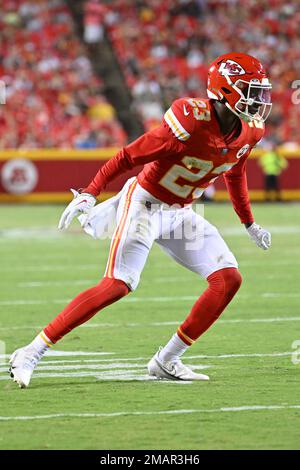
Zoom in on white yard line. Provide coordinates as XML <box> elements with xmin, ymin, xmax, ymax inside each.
<box><xmin>16</xmin><ymin>277</ymin><xmax>183</xmax><ymax>288</ymax></box>
<box><xmin>0</xmin><ymin>297</ymin><xmax>198</xmax><ymax>306</ymax></box>
<box><xmin>220</xmin><ymin>316</ymin><xmax>300</xmax><ymax>324</ymax></box>
<box><xmin>0</xmin><ymin>300</ymin><xmax>70</xmax><ymax>306</ymax></box>
<box><xmin>0</xmin><ymin>299</ymin><xmax>120</xmax><ymax>306</ymax></box>
<box><xmin>2</xmin><ymin>265</ymin><xmax>100</xmax><ymax>272</ymax></box>
<box><xmin>149</xmin><ymin>316</ymin><xmax>300</xmax><ymax>326</ymax></box>
<box><xmin>1</xmin><ymin>404</ymin><xmax>300</xmax><ymax>421</ymax></box>
<box><xmin>1</xmin><ymin>369</ymin><xmax>145</xmax><ymax>379</ymax></box>
<box><xmin>262</xmin><ymin>293</ymin><xmax>300</xmax><ymax>298</ymax></box>
<box><xmin>0</xmin><ymin>351</ymin><xmax>293</xmax><ymax>362</ymax></box>
<box><xmin>0</xmin><ymin>351</ymin><xmax>114</xmax><ymax>360</ymax></box>
<box><xmin>0</xmin><ymin>325</ymin><xmax>42</xmax><ymax>331</ymax></box>
<box><xmin>17</xmin><ymin>280</ymin><xmax>95</xmax><ymax>288</ymax></box>
<box><xmin>2</xmin><ymin>225</ymin><xmax>299</xmax><ymax>239</ymax></box>
<box><xmin>0</xmin><ymin>350</ymin><xmax>292</xmax><ymax>367</ymax></box>
<box><xmin>1</xmin><ymin>293</ymin><xmax>299</xmax><ymax>307</ymax></box>
<box><xmin>113</xmin><ymin>293</ymin><xmax>300</xmax><ymax>301</ymax></box>
<box><xmin>1</xmin><ymin>363</ymin><xmax>145</xmax><ymax>373</ymax></box>
<box><xmin>0</xmin><ymin>370</ymin><xmax>195</xmax><ymax>383</ymax></box>
<box><xmin>3</xmin><ymin>259</ymin><xmax>300</xmax><ymax>274</ymax></box>
<box><xmin>0</xmin><ymin>358</ymin><xmax>125</xmax><ymax>366</ymax></box>
<box><xmin>47</xmin><ymin>350</ymin><xmax>114</xmax><ymax>357</ymax></box>
<box><xmin>185</xmin><ymin>352</ymin><xmax>293</xmax><ymax>359</ymax></box>
<box><xmin>0</xmin><ymin>362</ymin><xmax>210</xmax><ymax>373</ymax></box>
<box><xmin>1</xmin><ymin>316</ymin><xmax>300</xmax><ymax>333</ymax></box>
<box><xmin>0</xmin><ymin>347</ymin><xmax>291</xmax><ymax>383</ymax></box>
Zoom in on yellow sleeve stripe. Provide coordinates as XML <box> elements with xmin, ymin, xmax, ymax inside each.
<box><xmin>164</xmin><ymin>108</ymin><xmax>190</xmax><ymax>142</ymax></box>
<box><xmin>177</xmin><ymin>327</ymin><xmax>194</xmax><ymax>345</ymax></box>
<box><xmin>40</xmin><ymin>331</ymin><xmax>53</xmax><ymax>348</ymax></box>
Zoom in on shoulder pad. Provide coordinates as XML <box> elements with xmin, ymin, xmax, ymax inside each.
<box><xmin>164</xmin><ymin>98</ymin><xmax>212</xmax><ymax>141</ymax></box>
<box><xmin>164</xmin><ymin>98</ymin><xmax>194</xmax><ymax>142</ymax></box>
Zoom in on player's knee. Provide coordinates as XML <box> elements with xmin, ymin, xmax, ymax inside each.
<box><xmin>98</xmin><ymin>277</ymin><xmax>130</xmax><ymax>298</ymax></box>
<box><xmin>111</xmin><ymin>278</ymin><xmax>131</xmax><ymax>298</ymax></box>
<box><xmin>115</xmin><ymin>278</ymin><xmax>131</xmax><ymax>297</ymax></box>
<box><xmin>223</xmin><ymin>268</ymin><xmax>242</xmax><ymax>296</ymax></box>
<box><xmin>208</xmin><ymin>267</ymin><xmax>242</xmax><ymax>297</ymax></box>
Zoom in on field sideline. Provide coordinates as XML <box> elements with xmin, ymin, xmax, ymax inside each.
<box><xmin>0</xmin><ymin>202</ymin><xmax>299</xmax><ymax>450</ymax></box>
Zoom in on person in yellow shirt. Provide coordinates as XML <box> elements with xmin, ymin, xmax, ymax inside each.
<box><xmin>259</xmin><ymin>145</ymin><xmax>288</xmax><ymax>201</ymax></box>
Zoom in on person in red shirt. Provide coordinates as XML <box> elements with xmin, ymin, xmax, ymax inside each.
<box><xmin>10</xmin><ymin>53</ymin><xmax>272</xmax><ymax>387</ymax></box>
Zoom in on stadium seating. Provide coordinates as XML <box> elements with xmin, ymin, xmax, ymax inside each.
<box><xmin>1</xmin><ymin>0</ymin><xmax>299</xmax><ymax>148</ymax></box>
<box><xmin>106</xmin><ymin>0</ymin><xmax>300</xmax><ymax>145</ymax></box>
<box><xmin>0</xmin><ymin>0</ymin><xmax>127</xmax><ymax>148</ymax></box>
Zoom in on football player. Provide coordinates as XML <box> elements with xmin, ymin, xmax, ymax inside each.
<box><xmin>10</xmin><ymin>53</ymin><xmax>272</xmax><ymax>387</ymax></box>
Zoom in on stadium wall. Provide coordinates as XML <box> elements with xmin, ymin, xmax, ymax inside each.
<box><xmin>0</xmin><ymin>148</ymin><xmax>299</xmax><ymax>203</ymax></box>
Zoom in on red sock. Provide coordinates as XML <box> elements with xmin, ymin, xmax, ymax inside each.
<box><xmin>44</xmin><ymin>277</ymin><xmax>129</xmax><ymax>343</ymax></box>
<box><xmin>177</xmin><ymin>267</ymin><xmax>242</xmax><ymax>345</ymax></box>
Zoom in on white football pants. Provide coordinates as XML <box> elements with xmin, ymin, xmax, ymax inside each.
<box><xmin>82</xmin><ymin>177</ymin><xmax>238</xmax><ymax>291</ymax></box>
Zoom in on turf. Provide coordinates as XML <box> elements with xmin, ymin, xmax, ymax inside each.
<box><xmin>0</xmin><ymin>202</ymin><xmax>299</xmax><ymax>450</ymax></box>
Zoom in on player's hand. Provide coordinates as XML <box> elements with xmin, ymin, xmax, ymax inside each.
<box><xmin>58</xmin><ymin>189</ymin><xmax>96</xmax><ymax>230</ymax></box>
<box><xmin>246</xmin><ymin>222</ymin><xmax>271</xmax><ymax>250</ymax></box>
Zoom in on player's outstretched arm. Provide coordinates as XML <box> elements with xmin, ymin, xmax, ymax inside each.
<box><xmin>224</xmin><ymin>153</ymin><xmax>271</xmax><ymax>250</ymax></box>
<box><xmin>58</xmin><ymin>189</ymin><xmax>96</xmax><ymax>230</ymax></box>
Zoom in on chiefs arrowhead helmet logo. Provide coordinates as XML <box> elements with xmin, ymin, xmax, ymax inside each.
<box><xmin>218</xmin><ymin>60</ymin><xmax>246</xmax><ymax>77</ymax></box>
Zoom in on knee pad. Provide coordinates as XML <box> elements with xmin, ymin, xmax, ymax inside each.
<box><xmin>208</xmin><ymin>267</ymin><xmax>242</xmax><ymax>298</ymax></box>
<box><xmin>100</xmin><ymin>276</ymin><xmax>131</xmax><ymax>297</ymax></box>
<box><xmin>222</xmin><ymin>268</ymin><xmax>242</xmax><ymax>294</ymax></box>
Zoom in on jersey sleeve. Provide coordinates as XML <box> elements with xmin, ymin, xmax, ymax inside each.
<box><xmin>82</xmin><ymin>121</ymin><xmax>181</xmax><ymax>196</ymax></box>
<box><xmin>223</xmin><ymin>150</ymin><xmax>254</xmax><ymax>225</ymax></box>
<box><xmin>225</xmin><ymin>121</ymin><xmax>265</xmax><ymax>224</ymax></box>
<box><xmin>163</xmin><ymin>98</ymin><xmax>196</xmax><ymax>142</ymax></box>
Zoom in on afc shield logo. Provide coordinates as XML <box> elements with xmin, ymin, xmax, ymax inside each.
<box><xmin>236</xmin><ymin>144</ymin><xmax>250</xmax><ymax>159</ymax></box>
<box><xmin>219</xmin><ymin>60</ymin><xmax>246</xmax><ymax>77</ymax></box>
<box><xmin>1</xmin><ymin>159</ymin><xmax>38</xmax><ymax>194</ymax></box>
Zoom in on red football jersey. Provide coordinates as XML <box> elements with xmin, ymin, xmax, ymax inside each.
<box><xmin>84</xmin><ymin>98</ymin><xmax>265</xmax><ymax>224</ymax></box>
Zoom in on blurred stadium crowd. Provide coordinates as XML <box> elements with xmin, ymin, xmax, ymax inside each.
<box><xmin>106</xmin><ymin>0</ymin><xmax>300</xmax><ymax>145</ymax></box>
<box><xmin>0</xmin><ymin>0</ymin><xmax>126</xmax><ymax>148</ymax></box>
<box><xmin>0</xmin><ymin>0</ymin><xmax>299</xmax><ymax>149</ymax></box>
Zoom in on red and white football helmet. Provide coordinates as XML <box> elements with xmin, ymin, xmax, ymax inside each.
<box><xmin>207</xmin><ymin>52</ymin><xmax>272</xmax><ymax>123</ymax></box>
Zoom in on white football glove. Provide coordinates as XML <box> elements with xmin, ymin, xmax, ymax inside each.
<box><xmin>246</xmin><ymin>222</ymin><xmax>271</xmax><ymax>250</ymax></box>
<box><xmin>58</xmin><ymin>189</ymin><xmax>96</xmax><ymax>230</ymax></box>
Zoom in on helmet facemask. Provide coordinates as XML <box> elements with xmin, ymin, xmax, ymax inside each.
<box><xmin>226</xmin><ymin>77</ymin><xmax>272</xmax><ymax>123</ymax></box>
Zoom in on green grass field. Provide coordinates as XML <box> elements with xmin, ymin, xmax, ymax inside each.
<box><xmin>0</xmin><ymin>202</ymin><xmax>300</xmax><ymax>450</ymax></box>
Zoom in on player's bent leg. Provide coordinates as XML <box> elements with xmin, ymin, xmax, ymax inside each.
<box><xmin>149</xmin><ymin>211</ymin><xmax>241</xmax><ymax>381</ymax></box>
<box><xmin>148</xmin><ymin>267</ymin><xmax>242</xmax><ymax>381</ymax></box>
<box><xmin>178</xmin><ymin>267</ymin><xmax>242</xmax><ymax>343</ymax></box>
<box><xmin>9</xmin><ymin>277</ymin><xmax>129</xmax><ymax>388</ymax></box>
<box><xmin>10</xmin><ymin>180</ymin><xmax>157</xmax><ymax>388</ymax></box>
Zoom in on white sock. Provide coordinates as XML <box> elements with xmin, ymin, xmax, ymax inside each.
<box><xmin>28</xmin><ymin>331</ymin><xmax>52</xmax><ymax>357</ymax></box>
<box><xmin>158</xmin><ymin>333</ymin><xmax>190</xmax><ymax>363</ymax></box>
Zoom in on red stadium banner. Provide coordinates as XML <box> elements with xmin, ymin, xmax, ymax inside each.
<box><xmin>0</xmin><ymin>148</ymin><xmax>299</xmax><ymax>202</ymax></box>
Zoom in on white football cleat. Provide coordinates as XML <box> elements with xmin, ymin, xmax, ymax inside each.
<box><xmin>9</xmin><ymin>347</ymin><xmax>42</xmax><ymax>388</ymax></box>
<box><xmin>148</xmin><ymin>348</ymin><xmax>209</xmax><ymax>381</ymax></box>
